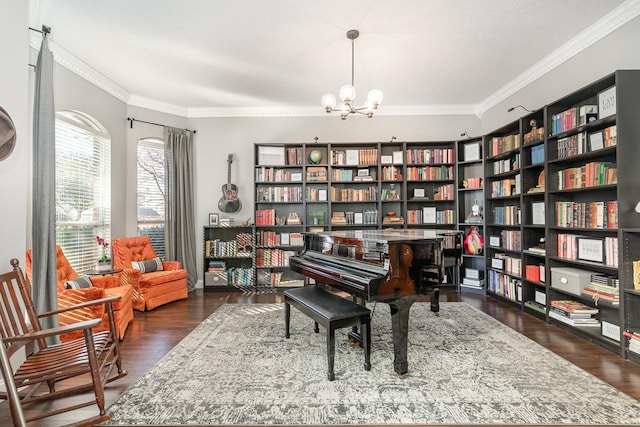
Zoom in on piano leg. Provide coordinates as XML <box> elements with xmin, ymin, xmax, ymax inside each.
<box><xmin>430</xmin><ymin>288</ymin><xmax>440</xmax><ymax>315</ymax></box>
<box><xmin>388</xmin><ymin>295</ymin><xmax>418</xmax><ymax>375</ymax></box>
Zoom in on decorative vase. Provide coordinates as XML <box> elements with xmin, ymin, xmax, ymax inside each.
<box><xmin>96</xmin><ymin>260</ymin><xmax>112</xmax><ymax>272</ymax></box>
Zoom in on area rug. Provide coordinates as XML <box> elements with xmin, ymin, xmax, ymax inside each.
<box><xmin>103</xmin><ymin>302</ymin><xmax>640</xmax><ymax>425</ymax></box>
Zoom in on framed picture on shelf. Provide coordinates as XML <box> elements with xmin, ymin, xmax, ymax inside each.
<box><xmin>598</xmin><ymin>86</ymin><xmax>616</xmax><ymax>119</ymax></box>
<box><xmin>577</xmin><ymin>237</ymin><xmax>604</xmax><ymax>263</ymax></box>
<box><xmin>209</xmin><ymin>213</ymin><xmax>219</xmax><ymax>226</ymax></box>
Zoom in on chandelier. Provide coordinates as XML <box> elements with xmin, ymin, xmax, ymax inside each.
<box><xmin>321</xmin><ymin>29</ymin><xmax>383</xmax><ymax>120</ymax></box>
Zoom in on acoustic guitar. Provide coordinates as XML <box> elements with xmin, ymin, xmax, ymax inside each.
<box><xmin>218</xmin><ymin>154</ymin><xmax>242</xmax><ymax>213</ymax></box>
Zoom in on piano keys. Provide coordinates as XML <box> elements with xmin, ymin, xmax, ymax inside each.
<box><xmin>289</xmin><ymin>229</ymin><xmax>463</xmax><ymax>375</ymax></box>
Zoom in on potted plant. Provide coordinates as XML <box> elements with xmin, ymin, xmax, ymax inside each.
<box><xmin>96</xmin><ymin>235</ymin><xmax>112</xmax><ymax>271</ymax></box>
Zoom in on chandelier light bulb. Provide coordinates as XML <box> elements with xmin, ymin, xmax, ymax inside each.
<box><xmin>339</xmin><ymin>85</ymin><xmax>356</xmax><ymax>102</ymax></box>
<box><xmin>321</xmin><ymin>93</ymin><xmax>337</xmax><ymax>112</ymax></box>
<box><xmin>367</xmin><ymin>89</ymin><xmax>383</xmax><ymax>108</ymax></box>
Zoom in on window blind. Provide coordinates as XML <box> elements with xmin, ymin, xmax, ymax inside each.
<box><xmin>137</xmin><ymin>138</ymin><xmax>166</xmax><ymax>259</ymax></box>
<box><xmin>55</xmin><ymin>112</ymin><xmax>111</xmax><ymax>272</ymax></box>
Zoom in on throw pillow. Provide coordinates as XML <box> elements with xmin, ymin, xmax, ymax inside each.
<box><xmin>65</xmin><ymin>275</ymin><xmax>93</xmax><ymax>290</ymax></box>
<box><xmin>131</xmin><ymin>257</ymin><xmax>164</xmax><ymax>273</ymax></box>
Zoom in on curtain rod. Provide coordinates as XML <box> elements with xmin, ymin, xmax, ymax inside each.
<box><xmin>127</xmin><ymin>117</ymin><xmax>196</xmax><ymax>134</ymax></box>
<box><xmin>29</xmin><ymin>25</ymin><xmax>51</xmax><ymax>35</ymax></box>
<box><xmin>28</xmin><ymin>25</ymin><xmax>52</xmax><ymax>69</ymax></box>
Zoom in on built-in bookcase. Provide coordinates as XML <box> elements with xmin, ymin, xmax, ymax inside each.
<box><xmin>484</xmin><ymin>120</ymin><xmax>523</xmax><ymax>305</ymax></box>
<box><xmin>456</xmin><ymin>137</ymin><xmax>485</xmax><ymax>293</ymax></box>
<box><xmin>544</xmin><ymin>70</ymin><xmax>640</xmax><ymax>355</ymax></box>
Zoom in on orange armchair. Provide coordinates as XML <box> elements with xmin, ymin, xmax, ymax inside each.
<box><xmin>25</xmin><ymin>245</ymin><xmax>134</xmax><ymax>341</ymax></box>
<box><xmin>111</xmin><ymin>236</ymin><xmax>188</xmax><ymax>311</ymax></box>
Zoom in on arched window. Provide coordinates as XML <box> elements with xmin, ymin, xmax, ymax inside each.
<box><xmin>55</xmin><ymin>110</ymin><xmax>111</xmax><ymax>272</ymax></box>
<box><xmin>137</xmin><ymin>137</ymin><xmax>166</xmax><ymax>258</ymax></box>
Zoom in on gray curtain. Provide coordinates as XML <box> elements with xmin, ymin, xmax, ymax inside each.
<box><xmin>32</xmin><ymin>34</ymin><xmax>58</xmax><ymax>336</ymax></box>
<box><xmin>164</xmin><ymin>127</ymin><xmax>198</xmax><ymax>291</ymax></box>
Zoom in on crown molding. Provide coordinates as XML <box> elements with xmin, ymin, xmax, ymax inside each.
<box><xmin>30</xmin><ymin>35</ymin><xmax>131</xmax><ymax>104</ymax></box>
<box><xmin>127</xmin><ymin>94</ymin><xmax>189</xmax><ymax>117</ymax></box>
<box><xmin>32</xmin><ymin>0</ymin><xmax>640</xmax><ymax>119</ymax></box>
<box><xmin>477</xmin><ymin>0</ymin><xmax>640</xmax><ymax>115</ymax></box>
<box><xmin>186</xmin><ymin>104</ymin><xmax>479</xmax><ymax>119</ymax></box>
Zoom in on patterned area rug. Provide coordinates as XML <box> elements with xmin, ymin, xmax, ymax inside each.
<box><xmin>104</xmin><ymin>302</ymin><xmax>640</xmax><ymax>425</ymax></box>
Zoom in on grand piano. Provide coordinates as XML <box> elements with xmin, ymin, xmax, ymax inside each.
<box><xmin>289</xmin><ymin>228</ymin><xmax>463</xmax><ymax>375</ymax></box>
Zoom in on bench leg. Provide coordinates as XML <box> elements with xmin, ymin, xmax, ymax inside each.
<box><xmin>327</xmin><ymin>326</ymin><xmax>335</xmax><ymax>381</ymax></box>
<box><xmin>284</xmin><ymin>302</ymin><xmax>291</xmax><ymax>339</ymax></box>
<box><xmin>362</xmin><ymin>317</ymin><xmax>371</xmax><ymax>371</ymax></box>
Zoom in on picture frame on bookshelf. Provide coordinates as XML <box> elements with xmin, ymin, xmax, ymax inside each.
<box><xmin>464</xmin><ymin>142</ymin><xmax>481</xmax><ymax>161</ymax></box>
<box><xmin>257</xmin><ymin>145</ymin><xmax>285</xmax><ymax>166</ymax></box>
<box><xmin>598</xmin><ymin>86</ymin><xmax>616</xmax><ymax>119</ymax></box>
<box><xmin>209</xmin><ymin>213</ymin><xmax>220</xmax><ymax>226</ymax></box>
<box><xmin>577</xmin><ymin>237</ymin><xmax>604</xmax><ymax>263</ymax></box>
<box><xmin>589</xmin><ymin>132</ymin><xmax>604</xmax><ymax>151</ymax></box>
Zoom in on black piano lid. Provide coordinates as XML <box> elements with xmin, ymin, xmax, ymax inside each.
<box><xmin>303</xmin><ymin>229</ymin><xmax>461</xmax><ymax>243</ymax></box>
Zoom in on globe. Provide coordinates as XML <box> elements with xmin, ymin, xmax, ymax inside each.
<box><xmin>308</xmin><ymin>149</ymin><xmax>323</xmax><ymax>164</ymax></box>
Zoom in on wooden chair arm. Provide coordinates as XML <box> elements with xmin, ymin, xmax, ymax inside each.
<box><xmin>3</xmin><ymin>318</ymin><xmax>102</xmax><ymax>344</ymax></box>
<box><xmin>37</xmin><ymin>295</ymin><xmax>121</xmax><ymax>318</ymax></box>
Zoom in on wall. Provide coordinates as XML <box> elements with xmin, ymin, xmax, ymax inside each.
<box><xmin>0</xmin><ymin>0</ymin><xmax>29</xmax><ymax>265</ymax></box>
<box><xmin>481</xmin><ymin>15</ymin><xmax>640</xmax><ymax>133</ymax></box>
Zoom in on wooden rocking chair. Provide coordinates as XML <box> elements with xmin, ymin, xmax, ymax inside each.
<box><xmin>0</xmin><ymin>259</ymin><xmax>127</xmax><ymax>426</ymax></box>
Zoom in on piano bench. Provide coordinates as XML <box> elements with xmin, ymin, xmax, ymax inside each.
<box><xmin>284</xmin><ymin>285</ymin><xmax>371</xmax><ymax>381</ymax></box>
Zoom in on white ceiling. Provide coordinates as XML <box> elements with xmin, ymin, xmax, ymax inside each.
<box><xmin>30</xmin><ymin>0</ymin><xmax>639</xmax><ymax>118</ymax></box>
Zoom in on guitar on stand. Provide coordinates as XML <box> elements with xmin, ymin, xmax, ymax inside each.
<box><xmin>218</xmin><ymin>154</ymin><xmax>242</xmax><ymax>213</ymax></box>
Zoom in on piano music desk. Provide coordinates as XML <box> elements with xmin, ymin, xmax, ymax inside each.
<box><xmin>284</xmin><ymin>286</ymin><xmax>371</xmax><ymax>381</ymax></box>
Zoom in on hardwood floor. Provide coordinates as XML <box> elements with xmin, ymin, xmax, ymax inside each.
<box><xmin>3</xmin><ymin>288</ymin><xmax>640</xmax><ymax>426</ymax></box>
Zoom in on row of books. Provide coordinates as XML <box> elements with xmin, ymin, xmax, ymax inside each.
<box><xmin>493</xmin><ymin>205</ymin><xmax>521</xmax><ymax>226</ymax></box>
<box><xmin>405</xmin><ymin>148</ymin><xmax>454</xmax><ymax>165</ymax></box>
<box><xmin>330</xmin><ymin>168</ymin><xmax>377</xmax><ymax>182</ymax></box>
<box><xmin>205</xmin><ymin>240</ymin><xmax>251</xmax><ymax>257</ymax></box>
<box><xmin>405</xmin><ymin>165</ymin><xmax>454</xmax><ymax>182</ymax></box>
<box><xmin>406</xmin><ymin>208</ymin><xmax>455</xmax><ymax>225</ymax></box>
<box><xmin>463</xmin><ymin>177</ymin><xmax>483</xmax><ymax>189</ymax></box>
<box><xmin>255</xmin><ymin>186</ymin><xmax>304</xmax><ymax>202</ymax></box>
<box><xmin>499</xmin><ymin>230</ymin><xmax>522</xmax><ymax>251</ymax></box>
<box><xmin>255</xmin><ymin>248</ymin><xmax>296</xmax><ymax>267</ymax></box>
<box><xmin>330</xmin><ymin>210</ymin><xmax>379</xmax><ymax>225</ymax></box>
<box><xmin>255</xmin><ymin>231</ymin><xmax>304</xmax><ymax>247</ymax></box>
<box><xmin>227</xmin><ymin>267</ymin><xmax>253</xmax><ymax>286</ymax></box>
<box><xmin>555</xmin><ymin>200</ymin><xmax>618</xmax><ymax>229</ymax></box>
<box><xmin>492</xmin><ymin>154</ymin><xmax>520</xmax><ymax>174</ymax></box>
<box><xmin>487</xmin><ymin>269</ymin><xmax>522</xmax><ymax>302</ymax></box>
<box><xmin>490</xmin><ymin>133</ymin><xmax>521</xmax><ymax>157</ymax></box>
<box><xmin>550</xmin><ymin>105</ymin><xmax>598</xmax><ymax>135</ymax></box>
<box><xmin>557</xmin><ymin>233</ymin><xmax>618</xmax><ymax>267</ymax></box>
<box><xmin>330</xmin><ymin>186</ymin><xmax>377</xmax><ymax>202</ymax></box>
<box><xmin>330</xmin><ymin>148</ymin><xmax>378</xmax><ymax>166</ymax></box>
<box><xmin>525</xmin><ymin>264</ymin><xmax>546</xmax><ymax>283</ymax></box>
<box><xmin>286</xmin><ymin>147</ymin><xmax>304</xmax><ymax>165</ymax></box>
<box><xmin>432</xmin><ymin>183</ymin><xmax>455</xmax><ymax>201</ymax></box>
<box><xmin>255</xmin><ymin>167</ymin><xmax>300</xmax><ymax>183</ymax></box>
<box><xmin>492</xmin><ymin>253</ymin><xmax>522</xmax><ymax>277</ymax></box>
<box><xmin>381</xmin><ymin>166</ymin><xmax>403</xmax><ymax>181</ymax></box>
<box><xmin>556</xmin><ymin>161</ymin><xmax>617</xmax><ymax>190</ymax></box>
<box><xmin>491</xmin><ymin>174</ymin><xmax>521</xmax><ymax>197</ymax></box>
<box><xmin>556</xmin><ymin>126</ymin><xmax>616</xmax><ymax>159</ymax></box>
